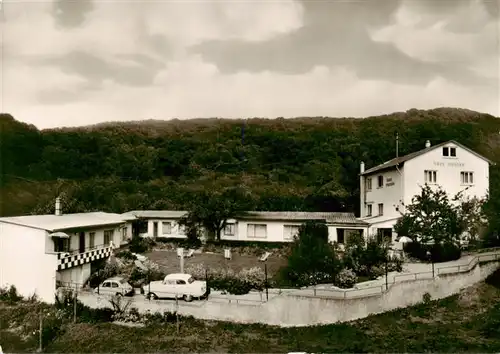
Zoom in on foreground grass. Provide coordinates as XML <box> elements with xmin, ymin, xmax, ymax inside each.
<box><xmin>3</xmin><ymin>272</ymin><xmax>500</xmax><ymax>353</ymax></box>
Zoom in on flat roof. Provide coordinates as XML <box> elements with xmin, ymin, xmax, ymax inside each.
<box><xmin>123</xmin><ymin>210</ymin><xmax>368</xmax><ymax>226</ymax></box>
<box><xmin>0</xmin><ymin>212</ymin><xmax>129</xmax><ymax>232</ymax></box>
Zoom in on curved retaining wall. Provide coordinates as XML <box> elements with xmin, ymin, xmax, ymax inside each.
<box><xmin>78</xmin><ymin>256</ymin><xmax>500</xmax><ymax>327</ymax></box>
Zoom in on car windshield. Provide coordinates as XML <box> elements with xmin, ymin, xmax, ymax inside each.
<box><xmin>188</xmin><ymin>277</ymin><xmax>194</xmax><ymax>284</ymax></box>
<box><xmin>119</xmin><ymin>279</ymin><xmax>127</xmax><ymax>284</ymax></box>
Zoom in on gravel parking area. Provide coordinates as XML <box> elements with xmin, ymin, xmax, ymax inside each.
<box><xmin>145</xmin><ymin>250</ymin><xmax>287</xmax><ymax>277</ymax></box>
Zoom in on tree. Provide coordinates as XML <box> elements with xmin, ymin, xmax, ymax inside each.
<box><xmin>394</xmin><ymin>184</ymin><xmax>464</xmax><ymax>246</ymax></box>
<box><xmin>179</xmin><ymin>184</ymin><xmax>255</xmax><ymax>242</ymax></box>
<box><xmin>456</xmin><ymin>195</ymin><xmax>487</xmax><ymax>246</ymax></box>
<box><xmin>280</xmin><ymin>221</ymin><xmax>342</xmax><ymax>286</ymax></box>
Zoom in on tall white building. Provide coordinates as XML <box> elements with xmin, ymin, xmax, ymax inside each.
<box><xmin>359</xmin><ymin>140</ymin><xmax>493</xmax><ymax>241</ymax></box>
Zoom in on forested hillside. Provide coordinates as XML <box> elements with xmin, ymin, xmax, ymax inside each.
<box><xmin>1</xmin><ymin>108</ymin><xmax>499</xmax><ymax>217</ymax></box>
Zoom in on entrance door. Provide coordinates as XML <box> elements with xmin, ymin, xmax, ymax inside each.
<box><xmin>79</xmin><ymin>232</ymin><xmax>85</xmax><ymax>253</ymax></box>
<box><xmin>153</xmin><ymin>222</ymin><xmax>159</xmax><ymax>237</ymax></box>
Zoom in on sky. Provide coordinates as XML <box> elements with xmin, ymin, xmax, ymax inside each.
<box><xmin>1</xmin><ymin>0</ymin><xmax>499</xmax><ymax>129</ymax></box>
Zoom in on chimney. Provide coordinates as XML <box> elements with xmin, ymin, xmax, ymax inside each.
<box><xmin>425</xmin><ymin>140</ymin><xmax>431</xmax><ymax>148</ymax></box>
<box><xmin>360</xmin><ymin>161</ymin><xmax>365</xmax><ymax>174</ymax></box>
<box><xmin>55</xmin><ymin>197</ymin><xmax>61</xmax><ymax>216</ymax></box>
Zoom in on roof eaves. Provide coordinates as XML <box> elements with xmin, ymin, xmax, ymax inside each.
<box><xmin>0</xmin><ymin>220</ymin><xmax>50</xmax><ymax>232</ymax></box>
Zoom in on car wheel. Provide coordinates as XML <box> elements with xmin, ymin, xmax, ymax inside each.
<box><xmin>147</xmin><ymin>292</ymin><xmax>158</xmax><ymax>300</ymax></box>
<box><xmin>183</xmin><ymin>294</ymin><xmax>193</xmax><ymax>302</ymax></box>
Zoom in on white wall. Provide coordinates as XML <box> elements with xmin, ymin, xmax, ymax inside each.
<box><xmin>0</xmin><ymin>223</ymin><xmax>58</xmax><ymax>303</ymax></box>
<box><xmin>362</xmin><ymin>168</ymin><xmax>404</xmax><ymax>223</ymax></box>
<box><xmin>44</xmin><ymin>224</ymin><xmax>126</xmax><ymax>254</ymax></box>
<box><xmin>79</xmin><ymin>259</ymin><xmax>500</xmax><ymax>327</ymax></box>
<box><xmin>327</xmin><ymin>225</ymin><xmax>368</xmax><ymax>243</ymax></box>
<box><xmin>404</xmin><ymin>143</ymin><xmax>490</xmax><ymax>208</ymax></box>
<box><xmin>147</xmin><ymin>219</ymin><xmax>187</xmax><ymax>238</ymax></box>
<box><xmin>57</xmin><ymin>263</ymin><xmax>91</xmax><ymax>288</ymax></box>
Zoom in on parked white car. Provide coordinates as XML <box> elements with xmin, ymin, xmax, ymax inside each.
<box><xmin>94</xmin><ymin>277</ymin><xmax>135</xmax><ymax>297</ymax></box>
<box><xmin>142</xmin><ymin>273</ymin><xmax>209</xmax><ymax>302</ymax></box>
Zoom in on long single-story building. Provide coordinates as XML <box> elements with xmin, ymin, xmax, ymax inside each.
<box><xmin>121</xmin><ymin>210</ymin><xmax>369</xmax><ymax>244</ymax></box>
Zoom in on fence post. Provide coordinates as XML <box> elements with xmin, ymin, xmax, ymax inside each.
<box><xmin>264</xmin><ymin>263</ymin><xmax>269</xmax><ymax>301</ymax></box>
<box><xmin>73</xmin><ymin>283</ymin><xmax>77</xmax><ymax>323</ymax></box>
<box><xmin>175</xmin><ymin>295</ymin><xmax>179</xmax><ymax>334</ymax></box>
<box><xmin>205</xmin><ymin>269</ymin><xmax>209</xmax><ymax>301</ymax></box>
<box><xmin>39</xmin><ymin>309</ymin><xmax>43</xmax><ymax>352</ymax></box>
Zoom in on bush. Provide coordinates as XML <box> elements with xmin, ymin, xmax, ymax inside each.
<box><xmin>55</xmin><ymin>288</ymin><xmax>114</xmax><ymax>323</ymax></box>
<box><xmin>335</xmin><ymin>268</ymin><xmax>357</xmax><ymax>289</ymax></box>
<box><xmin>0</xmin><ymin>285</ymin><xmax>23</xmax><ymax>303</ymax></box>
<box><xmin>115</xmin><ymin>250</ymin><xmax>137</xmax><ymax>260</ymax></box>
<box><xmin>144</xmin><ymin>310</ymin><xmax>178</xmax><ymax>325</ymax></box>
<box><xmin>404</xmin><ymin>241</ymin><xmax>461</xmax><ymax>262</ymax></box>
<box><xmin>280</xmin><ymin>221</ymin><xmax>342</xmax><ymax>287</ymax></box>
<box><xmin>185</xmin><ymin>264</ymin><xmax>267</xmax><ymax>295</ymax></box>
<box><xmin>129</xmin><ymin>237</ymin><xmax>151</xmax><ymax>254</ymax></box>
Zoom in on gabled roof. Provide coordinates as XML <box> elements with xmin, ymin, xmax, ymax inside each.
<box><xmin>361</xmin><ymin>140</ymin><xmax>494</xmax><ymax>176</ymax></box>
<box><xmin>0</xmin><ymin>212</ymin><xmax>129</xmax><ymax>232</ymax></box>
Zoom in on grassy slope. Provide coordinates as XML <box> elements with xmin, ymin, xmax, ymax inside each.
<box><xmin>3</xmin><ymin>272</ymin><xmax>500</xmax><ymax>353</ymax></box>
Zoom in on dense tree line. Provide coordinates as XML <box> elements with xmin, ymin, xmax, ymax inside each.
<box><xmin>1</xmin><ymin>108</ymin><xmax>499</xmax><ymax>219</ymax></box>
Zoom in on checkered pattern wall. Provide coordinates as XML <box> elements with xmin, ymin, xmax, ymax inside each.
<box><xmin>57</xmin><ymin>247</ymin><xmax>112</xmax><ymax>271</ymax></box>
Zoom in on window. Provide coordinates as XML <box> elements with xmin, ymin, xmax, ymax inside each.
<box><xmin>102</xmin><ymin>282</ymin><xmax>110</xmax><ymax>288</ymax></box>
<box><xmin>176</xmin><ymin>280</ymin><xmax>186</xmax><ymax>285</ymax></box>
<box><xmin>224</xmin><ymin>223</ymin><xmax>235</xmax><ymax>236</ymax></box>
<box><xmin>377</xmin><ymin>228</ymin><xmax>392</xmax><ymax>243</ymax></box>
<box><xmin>54</xmin><ymin>238</ymin><xmax>69</xmax><ymax>253</ymax></box>
<box><xmin>366</xmin><ymin>204</ymin><xmax>372</xmax><ymax>217</ymax></box>
<box><xmin>378</xmin><ymin>203</ymin><xmax>384</xmax><ymax>216</ymax></box>
<box><xmin>247</xmin><ymin>224</ymin><xmax>267</xmax><ymax>239</ymax></box>
<box><xmin>424</xmin><ymin>170</ymin><xmax>437</xmax><ymax>184</ymax></box>
<box><xmin>188</xmin><ymin>277</ymin><xmax>195</xmax><ymax>284</ymax></box>
<box><xmin>461</xmin><ymin>171</ymin><xmax>474</xmax><ymax>185</ymax></box>
<box><xmin>377</xmin><ymin>175</ymin><xmax>384</xmax><ymax>188</ymax></box>
<box><xmin>162</xmin><ymin>222</ymin><xmax>172</xmax><ymax>234</ymax></box>
<box><xmin>366</xmin><ymin>178</ymin><xmax>372</xmax><ymax>191</ymax></box>
<box><xmin>283</xmin><ymin>225</ymin><xmax>300</xmax><ymax>240</ymax></box>
<box><xmin>443</xmin><ymin>146</ymin><xmax>456</xmax><ymax>157</ymax></box>
<box><xmin>104</xmin><ymin>230</ymin><xmax>113</xmax><ymax>245</ymax></box>
<box><xmin>111</xmin><ymin>282</ymin><xmax>119</xmax><ymax>288</ymax></box>
<box><xmin>337</xmin><ymin>229</ymin><xmax>345</xmax><ymax>244</ymax></box>
<box><xmin>89</xmin><ymin>232</ymin><xmax>95</xmax><ymax>248</ymax></box>
<box><xmin>121</xmin><ymin>227</ymin><xmax>127</xmax><ymax>241</ymax></box>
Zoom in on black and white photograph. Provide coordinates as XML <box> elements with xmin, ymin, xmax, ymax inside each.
<box><xmin>0</xmin><ymin>0</ymin><xmax>499</xmax><ymax>352</ymax></box>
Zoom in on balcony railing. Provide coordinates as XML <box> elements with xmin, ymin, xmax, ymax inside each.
<box><xmin>56</xmin><ymin>243</ymin><xmax>114</xmax><ymax>271</ymax></box>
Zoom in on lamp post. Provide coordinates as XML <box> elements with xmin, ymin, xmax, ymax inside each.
<box><xmin>426</xmin><ymin>250</ymin><xmax>435</xmax><ymax>278</ymax></box>
<box><xmin>385</xmin><ymin>244</ymin><xmax>389</xmax><ymax>291</ymax></box>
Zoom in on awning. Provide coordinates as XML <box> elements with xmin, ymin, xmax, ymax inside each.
<box><xmin>49</xmin><ymin>231</ymin><xmax>70</xmax><ymax>239</ymax></box>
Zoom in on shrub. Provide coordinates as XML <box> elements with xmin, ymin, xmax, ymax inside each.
<box><xmin>335</xmin><ymin>268</ymin><xmax>357</xmax><ymax>289</ymax></box>
<box><xmin>404</xmin><ymin>241</ymin><xmax>461</xmax><ymax>262</ymax></box>
<box><xmin>239</xmin><ymin>267</ymin><xmax>266</xmax><ymax>291</ymax></box>
<box><xmin>280</xmin><ymin>221</ymin><xmax>342</xmax><ymax>287</ymax></box>
<box><xmin>186</xmin><ymin>264</ymin><xmax>267</xmax><ymax>295</ymax></box>
<box><xmin>0</xmin><ymin>285</ymin><xmax>23</xmax><ymax>303</ymax></box>
<box><xmin>185</xmin><ymin>263</ymin><xmax>207</xmax><ymax>280</ymax></box>
<box><xmin>144</xmin><ymin>310</ymin><xmax>179</xmax><ymax>325</ymax></box>
<box><xmin>115</xmin><ymin>250</ymin><xmax>137</xmax><ymax>260</ymax></box>
<box><xmin>129</xmin><ymin>237</ymin><xmax>150</xmax><ymax>254</ymax></box>
<box><xmin>54</xmin><ymin>288</ymin><xmax>114</xmax><ymax>323</ymax></box>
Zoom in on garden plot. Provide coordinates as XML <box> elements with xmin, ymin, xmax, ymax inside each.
<box><xmin>145</xmin><ymin>250</ymin><xmax>287</xmax><ymax>277</ymax></box>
